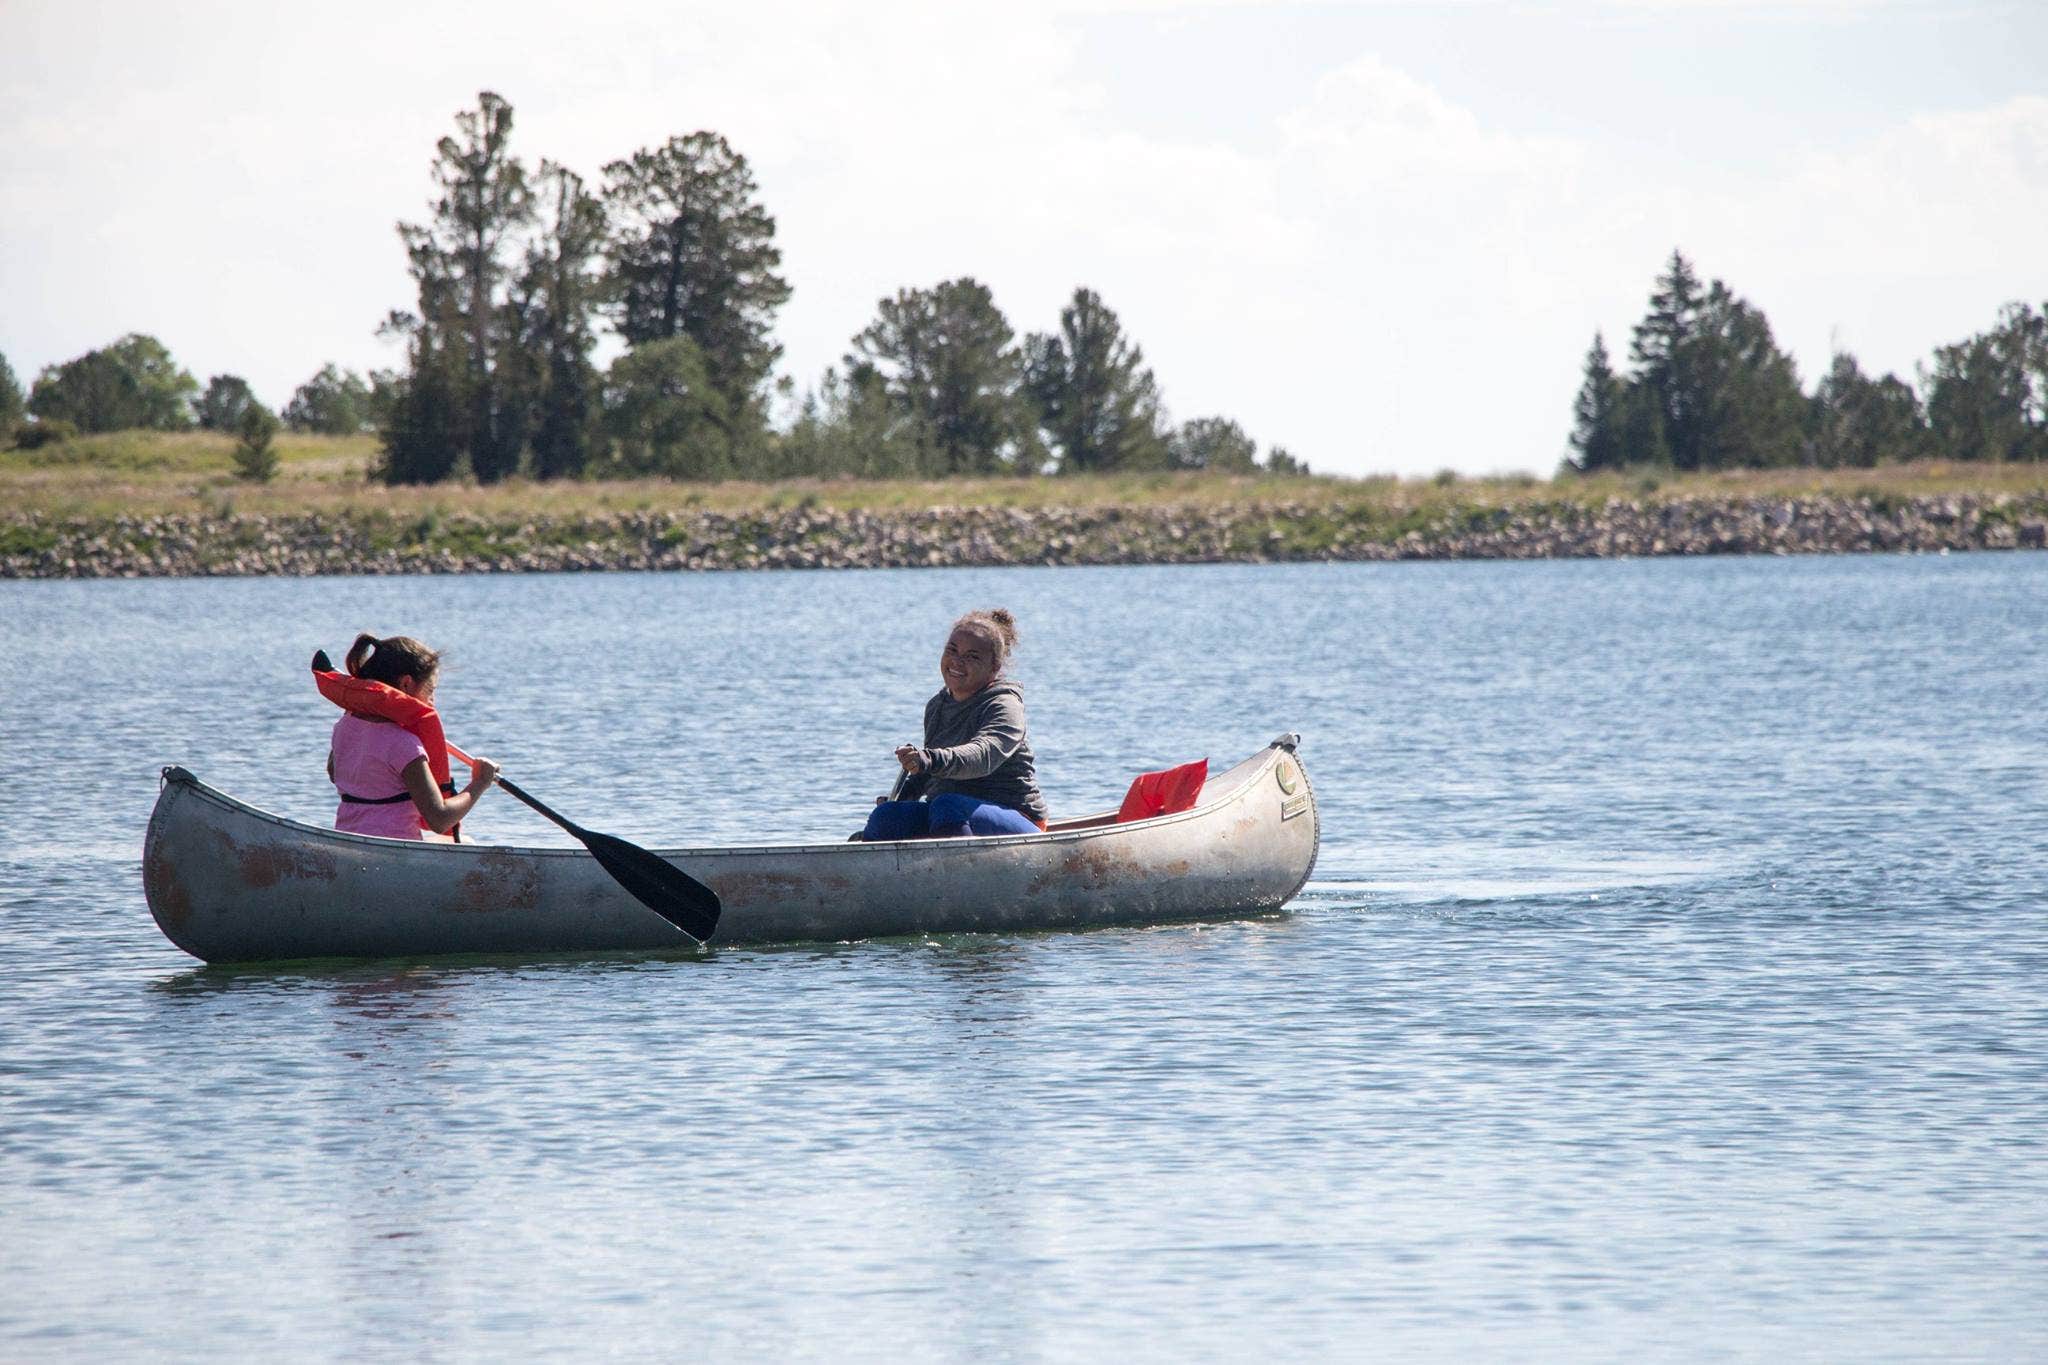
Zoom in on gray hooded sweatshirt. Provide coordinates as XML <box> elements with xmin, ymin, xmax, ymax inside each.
<box><xmin>903</xmin><ymin>681</ymin><xmax>1047</xmax><ymax>822</ymax></box>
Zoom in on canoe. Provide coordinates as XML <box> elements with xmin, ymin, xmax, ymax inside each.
<box><xmin>143</xmin><ymin>734</ymin><xmax>1320</xmax><ymax>963</ymax></box>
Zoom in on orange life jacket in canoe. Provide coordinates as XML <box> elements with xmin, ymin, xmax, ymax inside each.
<box><xmin>312</xmin><ymin>651</ymin><xmax>458</xmax><ymax>831</ymax></box>
<box><xmin>1116</xmin><ymin>758</ymin><xmax>1209</xmax><ymax>823</ymax></box>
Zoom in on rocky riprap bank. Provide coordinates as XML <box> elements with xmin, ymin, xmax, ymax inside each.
<box><xmin>5</xmin><ymin>494</ymin><xmax>2045</xmax><ymax>578</ymax></box>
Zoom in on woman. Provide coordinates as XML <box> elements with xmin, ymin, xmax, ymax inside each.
<box><xmin>861</xmin><ymin>608</ymin><xmax>1048</xmax><ymax>840</ymax></box>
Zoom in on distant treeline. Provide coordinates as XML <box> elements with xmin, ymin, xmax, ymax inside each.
<box><xmin>10</xmin><ymin>96</ymin><xmax>2043</xmax><ymax>484</ymax></box>
<box><xmin>1568</xmin><ymin>251</ymin><xmax>2047</xmax><ymax>473</ymax></box>
<box><xmin>3</xmin><ymin>91</ymin><xmax>1301</xmax><ymax>484</ymax></box>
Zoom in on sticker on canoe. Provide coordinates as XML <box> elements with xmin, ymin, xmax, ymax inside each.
<box><xmin>1281</xmin><ymin>794</ymin><xmax>1310</xmax><ymax>822</ymax></box>
<box><xmin>1275</xmin><ymin>760</ymin><xmax>1299</xmax><ymax>795</ymax></box>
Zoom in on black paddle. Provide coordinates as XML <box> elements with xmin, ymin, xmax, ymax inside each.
<box><xmin>449</xmin><ymin>743</ymin><xmax>722</xmax><ymax>943</ymax></box>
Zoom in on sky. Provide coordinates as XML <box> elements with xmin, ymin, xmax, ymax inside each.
<box><xmin>3</xmin><ymin>0</ymin><xmax>2044</xmax><ymax>478</ymax></box>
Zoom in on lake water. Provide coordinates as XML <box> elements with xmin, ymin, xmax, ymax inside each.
<box><xmin>2</xmin><ymin>555</ymin><xmax>2045</xmax><ymax>1359</ymax></box>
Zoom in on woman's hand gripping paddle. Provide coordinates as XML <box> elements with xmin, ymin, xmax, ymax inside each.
<box><xmin>449</xmin><ymin>743</ymin><xmax>721</xmax><ymax>944</ymax></box>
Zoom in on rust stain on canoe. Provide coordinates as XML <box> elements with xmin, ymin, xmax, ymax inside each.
<box><xmin>236</xmin><ymin>841</ymin><xmax>338</xmax><ymax>889</ymax></box>
<box><xmin>713</xmin><ymin>871</ymin><xmax>853</xmax><ymax>904</ymax></box>
<box><xmin>457</xmin><ymin>847</ymin><xmax>541</xmax><ymax>912</ymax></box>
<box><xmin>142</xmin><ymin>840</ymin><xmax>194</xmax><ymax>931</ymax></box>
<box><xmin>1027</xmin><ymin>845</ymin><xmax>1146</xmax><ymax>896</ymax></box>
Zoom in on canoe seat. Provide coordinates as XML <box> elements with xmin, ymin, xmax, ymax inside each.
<box><xmin>1116</xmin><ymin>759</ymin><xmax>1208</xmax><ymax>823</ymax></box>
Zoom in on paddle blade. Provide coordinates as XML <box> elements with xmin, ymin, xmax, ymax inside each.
<box><xmin>581</xmin><ymin>830</ymin><xmax>722</xmax><ymax>943</ymax></box>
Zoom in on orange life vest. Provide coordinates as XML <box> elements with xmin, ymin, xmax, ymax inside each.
<box><xmin>313</xmin><ymin>652</ymin><xmax>457</xmax><ymax>832</ymax></box>
<box><xmin>1116</xmin><ymin>758</ymin><xmax>1208</xmax><ymax>823</ymax></box>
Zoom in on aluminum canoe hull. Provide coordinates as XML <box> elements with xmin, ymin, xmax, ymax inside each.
<box><xmin>142</xmin><ymin>736</ymin><xmax>1319</xmax><ymax>963</ymax></box>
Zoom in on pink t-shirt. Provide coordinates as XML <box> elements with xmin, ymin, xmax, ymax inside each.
<box><xmin>331</xmin><ymin>714</ymin><xmax>430</xmax><ymax>840</ymax></box>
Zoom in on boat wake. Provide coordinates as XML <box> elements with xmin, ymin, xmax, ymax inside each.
<box><xmin>1302</xmin><ymin>848</ymin><xmax>1724</xmax><ymax>908</ymax></box>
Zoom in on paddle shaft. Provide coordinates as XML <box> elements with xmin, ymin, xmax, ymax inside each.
<box><xmin>449</xmin><ymin>743</ymin><xmax>566</xmax><ymax>828</ymax></box>
<box><xmin>491</xmin><ymin>773</ymin><xmax>582</xmax><ymax>836</ymax></box>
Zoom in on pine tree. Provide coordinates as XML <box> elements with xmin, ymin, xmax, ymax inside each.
<box><xmin>847</xmin><ymin>278</ymin><xmax>1029</xmax><ymax>475</ymax></box>
<box><xmin>1924</xmin><ymin>302</ymin><xmax>2048</xmax><ymax>462</ymax></box>
<box><xmin>1022</xmin><ymin>287</ymin><xmax>1168</xmax><ymax>472</ymax></box>
<box><xmin>1630</xmin><ymin>250</ymin><xmax>1704</xmax><ymax>468</ymax></box>
<box><xmin>1567</xmin><ymin>333</ymin><xmax>1626</xmax><ymax>472</ymax></box>
<box><xmin>382</xmin><ymin>91</ymin><xmax>534</xmax><ymax>483</ymax></box>
<box><xmin>520</xmin><ymin>163</ymin><xmax>609</xmax><ymax>479</ymax></box>
<box><xmin>1687</xmin><ymin>282</ymin><xmax>1806</xmax><ymax>468</ymax></box>
<box><xmin>603</xmin><ymin>132</ymin><xmax>790</xmax><ymax>427</ymax></box>
<box><xmin>231</xmin><ymin>403</ymin><xmax>282</xmax><ymax>482</ymax></box>
<box><xmin>1809</xmin><ymin>352</ymin><xmax>1926</xmax><ymax>467</ymax></box>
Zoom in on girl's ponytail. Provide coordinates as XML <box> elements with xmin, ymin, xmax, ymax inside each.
<box><xmin>344</xmin><ymin>632</ymin><xmax>443</xmax><ymax>689</ymax></box>
<box><xmin>344</xmin><ymin>632</ymin><xmax>381</xmax><ymax>677</ymax></box>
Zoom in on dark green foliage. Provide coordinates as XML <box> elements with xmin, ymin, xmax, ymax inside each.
<box><xmin>1581</xmin><ymin>252</ymin><xmax>1805</xmax><ymax>471</ymax></box>
<box><xmin>1808</xmin><ymin>352</ymin><xmax>1927</xmax><ymax>467</ymax></box>
<box><xmin>0</xmin><ymin>351</ymin><xmax>23</xmax><ymax>431</ymax></box>
<box><xmin>14</xmin><ymin>418</ymin><xmax>77</xmax><ymax>449</ymax></box>
<box><xmin>1686</xmin><ymin>282</ymin><xmax>1806</xmax><ymax>468</ymax></box>
<box><xmin>1566</xmin><ymin>333</ymin><xmax>1626</xmax><ymax>473</ymax></box>
<box><xmin>603</xmin><ymin>132</ymin><xmax>790</xmax><ymax>422</ymax></box>
<box><xmin>1170</xmin><ymin>416</ymin><xmax>1259</xmax><ymax>472</ymax></box>
<box><xmin>775</xmin><ymin>367</ymin><xmax>926</xmax><ymax>479</ymax></box>
<box><xmin>1022</xmin><ymin>288</ymin><xmax>1167</xmax><ymax>472</ymax></box>
<box><xmin>847</xmin><ymin>278</ymin><xmax>1031</xmax><ymax>475</ymax></box>
<box><xmin>284</xmin><ymin>364</ymin><xmax>374</xmax><ymax>434</ymax></box>
<box><xmin>1576</xmin><ymin>256</ymin><xmax>2041</xmax><ymax>473</ymax></box>
<box><xmin>519</xmin><ymin>163</ymin><xmax>609</xmax><ymax>479</ymax></box>
<box><xmin>380</xmin><ymin>91</ymin><xmax>535</xmax><ymax>484</ymax></box>
<box><xmin>1629</xmin><ymin>250</ymin><xmax>1703</xmax><ymax>466</ymax></box>
<box><xmin>197</xmin><ymin>374</ymin><xmax>258</xmax><ymax>432</ymax></box>
<box><xmin>374</xmin><ymin>350</ymin><xmax>463</xmax><ymax>484</ymax></box>
<box><xmin>232</xmin><ymin>403</ymin><xmax>282</xmax><ymax>482</ymax></box>
<box><xmin>1264</xmin><ymin>445</ymin><xmax>1309</xmax><ymax>476</ymax></box>
<box><xmin>28</xmin><ymin>334</ymin><xmax>198</xmax><ymax>433</ymax></box>
<box><xmin>1924</xmin><ymin>302</ymin><xmax>2047</xmax><ymax>462</ymax></box>
<box><xmin>1617</xmin><ymin>383</ymin><xmax>1671</xmax><ymax>467</ymax></box>
<box><xmin>602</xmin><ymin>337</ymin><xmax>731</xmax><ymax>479</ymax></box>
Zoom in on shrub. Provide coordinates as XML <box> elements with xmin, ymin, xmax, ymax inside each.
<box><xmin>232</xmin><ymin>405</ymin><xmax>282</xmax><ymax>482</ymax></box>
<box><xmin>14</xmin><ymin>419</ymin><xmax>78</xmax><ymax>450</ymax></box>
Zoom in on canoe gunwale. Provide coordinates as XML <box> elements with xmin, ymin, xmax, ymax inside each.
<box><xmin>153</xmin><ymin>732</ymin><xmax>1306</xmax><ymax>862</ymax></box>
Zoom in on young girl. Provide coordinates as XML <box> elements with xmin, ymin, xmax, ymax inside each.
<box><xmin>319</xmin><ymin>633</ymin><xmax>499</xmax><ymax>841</ymax></box>
<box><xmin>861</xmin><ymin>608</ymin><xmax>1048</xmax><ymax>841</ymax></box>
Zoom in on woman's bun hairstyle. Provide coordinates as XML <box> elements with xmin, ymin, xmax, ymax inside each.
<box><xmin>952</xmin><ymin>607</ymin><xmax>1019</xmax><ymax>675</ymax></box>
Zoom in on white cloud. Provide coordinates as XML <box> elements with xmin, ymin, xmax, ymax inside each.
<box><xmin>2</xmin><ymin>1</ymin><xmax>2043</xmax><ymax>477</ymax></box>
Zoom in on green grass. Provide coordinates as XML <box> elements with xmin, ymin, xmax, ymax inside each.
<box><xmin>5</xmin><ymin>429</ymin><xmax>2048</xmax><ymax>523</ymax></box>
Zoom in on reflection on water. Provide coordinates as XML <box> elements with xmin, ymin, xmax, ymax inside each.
<box><xmin>3</xmin><ymin>555</ymin><xmax>2047</xmax><ymax>1357</ymax></box>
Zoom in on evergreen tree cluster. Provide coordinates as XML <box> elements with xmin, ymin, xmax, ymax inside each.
<box><xmin>1570</xmin><ymin>251</ymin><xmax>2048</xmax><ymax>473</ymax></box>
<box><xmin>0</xmin><ymin>89</ymin><xmax>1307</xmax><ymax>479</ymax></box>
<box><xmin>372</xmin><ymin>92</ymin><xmax>1302</xmax><ymax>483</ymax></box>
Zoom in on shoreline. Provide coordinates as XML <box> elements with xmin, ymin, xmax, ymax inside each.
<box><xmin>6</xmin><ymin>492</ymin><xmax>2046</xmax><ymax>578</ymax></box>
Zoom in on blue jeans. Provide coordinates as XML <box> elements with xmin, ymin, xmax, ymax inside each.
<box><xmin>862</xmin><ymin>794</ymin><xmax>1040</xmax><ymax>841</ymax></box>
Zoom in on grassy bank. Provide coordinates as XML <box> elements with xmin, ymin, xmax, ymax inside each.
<box><xmin>8</xmin><ymin>430</ymin><xmax>2048</xmax><ymax>520</ymax></box>
<box><xmin>6</xmin><ymin>431</ymin><xmax>2048</xmax><ymax>577</ymax></box>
